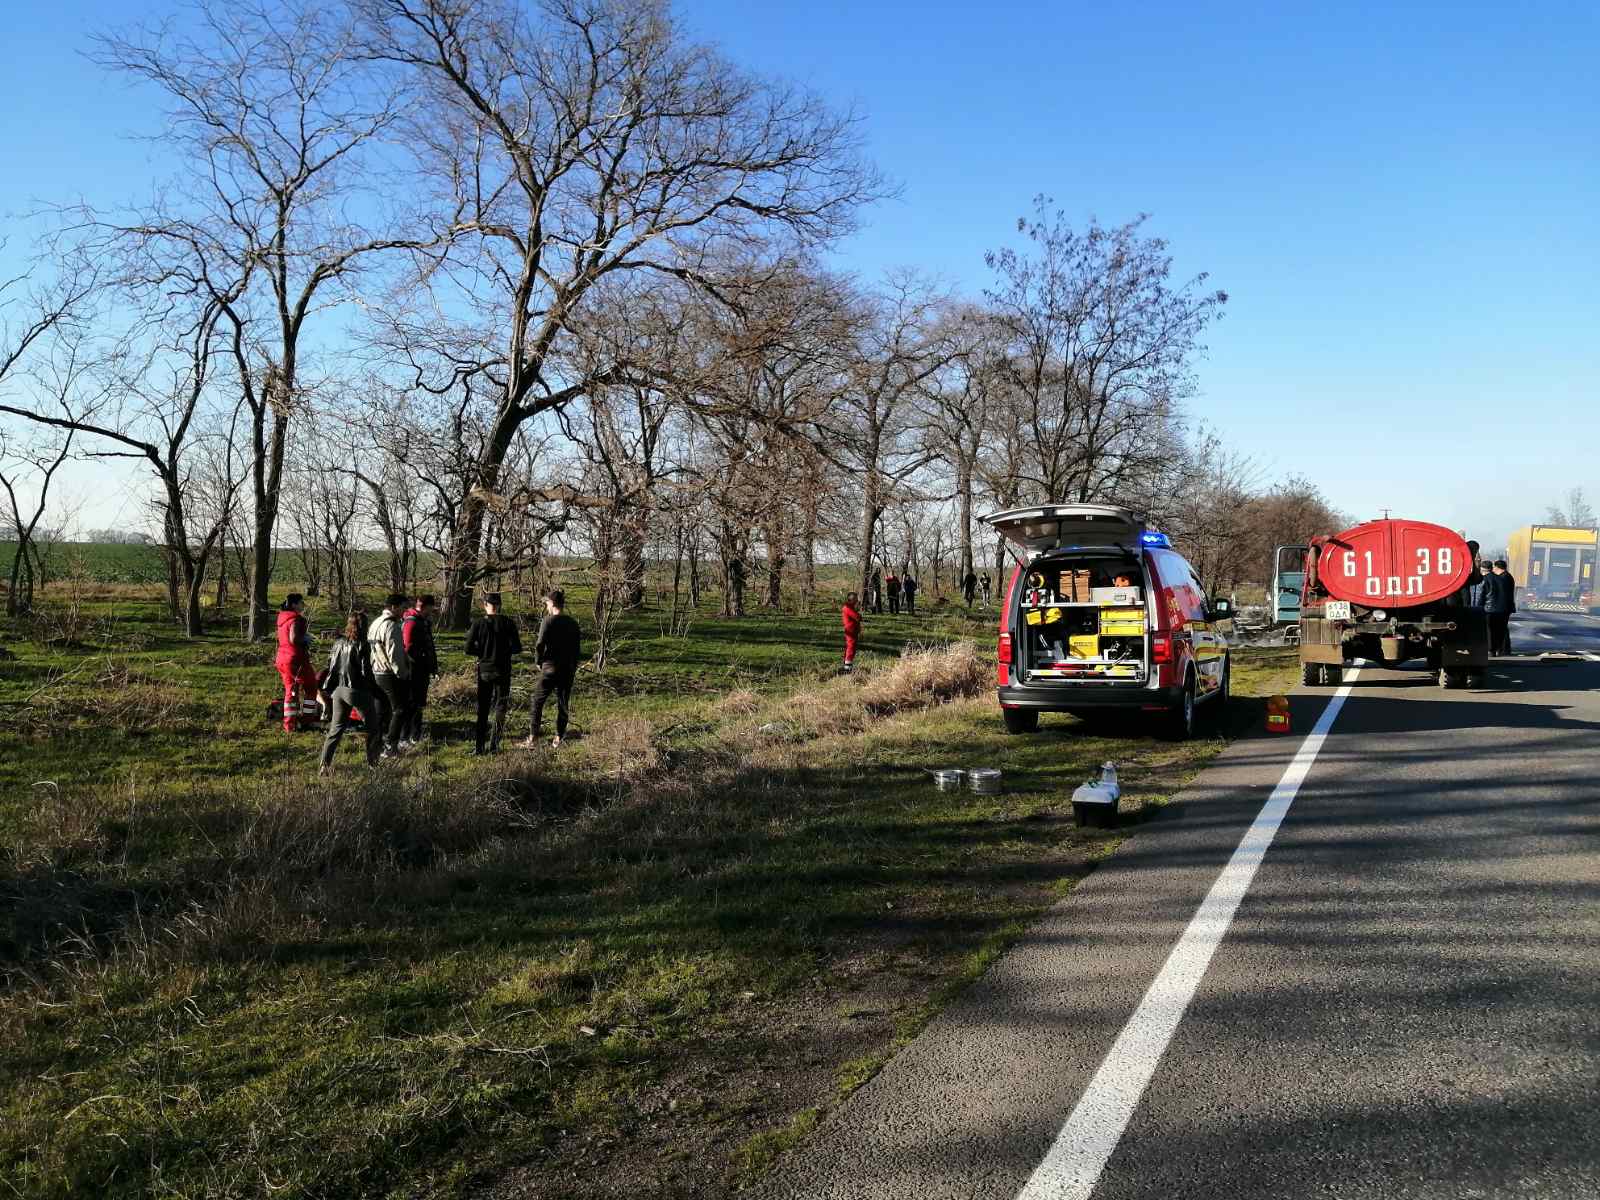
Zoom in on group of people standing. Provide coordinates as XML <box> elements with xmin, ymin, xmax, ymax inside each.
<box><xmin>273</xmin><ymin>588</ymin><xmax>582</xmax><ymax>774</ymax></box>
<box><xmin>865</xmin><ymin>568</ymin><xmax>919</xmax><ymax>615</ymax></box>
<box><xmin>858</xmin><ymin>566</ymin><xmax>998</xmax><ymax>617</ymax></box>
<box><xmin>1467</xmin><ymin>554</ymin><xmax>1518</xmax><ymax>655</ymax></box>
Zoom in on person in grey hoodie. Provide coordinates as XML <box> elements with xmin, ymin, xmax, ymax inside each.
<box><xmin>367</xmin><ymin>593</ymin><xmax>412</xmax><ymax>755</ymax></box>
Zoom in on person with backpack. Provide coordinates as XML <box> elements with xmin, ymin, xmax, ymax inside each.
<box><xmin>367</xmin><ymin>594</ymin><xmax>412</xmax><ymax>756</ymax></box>
<box><xmin>317</xmin><ymin>612</ymin><xmax>383</xmax><ymax>775</ymax></box>
<box><xmin>523</xmin><ymin>588</ymin><xmax>581</xmax><ymax>749</ymax></box>
<box><xmin>401</xmin><ymin>595</ymin><xmax>440</xmax><ymax>742</ymax></box>
<box><xmin>466</xmin><ymin>591</ymin><xmax>522</xmax><ymax>755</ymax></box>
<box><xmin>841</xmin><ymin>591</ymin><xmax>862</xmax><ymax>674</ymax></box>
<box><xmin>275</xmin><ymin>593</ymin><xmax>320</xmax><ymax>733</ymax></box>
<box><xmin>886</xmin><ymin>571</ymin><xmax>901</xmax><ymax>615</ymax></box>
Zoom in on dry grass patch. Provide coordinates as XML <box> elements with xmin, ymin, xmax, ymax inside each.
<box><xmin>15</xmin><ymin>655</ymin><xmax>199</xmax><ymax>737</ymax></box>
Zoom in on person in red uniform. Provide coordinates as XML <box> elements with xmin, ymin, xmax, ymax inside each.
<box><xmin>275</xmin><ymin>594</ymin><xmax>320</xmax><ymax>732</ymax></box>
<box><xmin>841</xmin><ymin>592</ymin><xmax>862</xmax><ymax>674</ymax></box>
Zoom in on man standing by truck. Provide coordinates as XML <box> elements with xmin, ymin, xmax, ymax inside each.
<box><xmin>1482</xmin><ymin>560</ymin><xmax>1517</xmax><ymax>655</ymax></box>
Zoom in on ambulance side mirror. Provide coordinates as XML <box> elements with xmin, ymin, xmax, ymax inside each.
<box><xmin>1208</xmin><ymin>597</ymin><xmax>1234</xmax><ymax>620</ymax></box>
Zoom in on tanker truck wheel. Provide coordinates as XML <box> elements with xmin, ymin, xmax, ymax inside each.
<box><xmin>1300</xmin><ymin>661</ymin><xmax>1320</xmax><ymax>687</ymax></box>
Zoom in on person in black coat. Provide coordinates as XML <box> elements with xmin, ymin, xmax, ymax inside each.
<box><xmin>1481</xmin><ymin>560</ymin><xmax>1517</xmax><ymax>655</ymax></box>
<box><xmin>902</xmin><ymin>573</ymin><xmax>918</xmax><ymax>616</ymax></box>
<box><xmin>962</xmin><ymin>569</ymin><xmax>978</xmax><ymax>608</ymax></box>
<box><xmin>524</xmin><ymin>588</ymin><xmax>582</xmax><ymax>748</ymax></box>
<box><xmin>465</xmin><ymin>592</ymin><xmax>522</xmax><ymax>754</ymax></box>
<box><xmin>317</xmin><ymin>612</ymin><xmax>384</xmax><ymax>774</ymax></box>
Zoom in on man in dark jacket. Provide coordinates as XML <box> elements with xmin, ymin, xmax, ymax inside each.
<box><xmin>902</xmin><ymin>573</ymin><xmax>918</xmax><ymax>616</ymax></box>
<box><xmin>1482</xmin><ymin>560</ymin><xmax>1517</xmax><ymax>655</ymax></box>
<box><xmin>869</xmin><ymin>568</ymin><xmax>883</xmax><ymax>615</ymax></box>
<box><xmin>465</xmin><ymin>592</ymin><xmax>522</xmax><ymax>754</ymax></box>
<box><xmin>401</xmin><ymin>595</ymin><xmax>440</xmax><ymax>742</ymax></box>
<box><xmin>962</xmin><ymin>569</ymin><xmax>978</xmax><ymax>609</ymax></box>
<box><xmin>885</xmin><ymin>572</ymin><xmax>901</xmax><ymax>614</ymax></box>
<box><xmin>524</xmin><ymin>588</ymin><xmax>582</xmax><ymax>749</ymax></box>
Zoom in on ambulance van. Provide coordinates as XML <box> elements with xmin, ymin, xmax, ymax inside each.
<box><xmin>987</xmin><ymin>503</ymin><xmax>1231</xmax><ymax>739</ymax></box>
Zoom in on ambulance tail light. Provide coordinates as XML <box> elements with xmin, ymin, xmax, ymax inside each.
<box><xmin>997</xmin><ymin>632</ymin><xmax>1013</xmax><ymax>685</ymax></box>
<box><xmin>1150</xmin><ymin>631</ymin><xmax>1173</xmax><ymax>664</ymax></box>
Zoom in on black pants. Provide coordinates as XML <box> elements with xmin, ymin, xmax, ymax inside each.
<box><xmin>888</xmin><ymin>593</ymin><xmax>900</xmax><ymax>614</ymax></box>
<box><xmin>320</xmin><ymin>686</ymin><xmax>382</xmax><ymax>767</ymax></box>
<box><xmin>407</xmin><ymin>672</ymin><xmax>431</xmax><ymax>740</ymax></box>
<box><xmin>531</xmin><ymin>666</ymin><xmax>574</xmax><ymax>738</ymax></box>
<box><xmin>904</xmin><ymin>592</ymin><xmax>916</xmax><ymax>615</ymax></box>
<box><xmin>375</xmin><ymin>672</ymin><xmax>410</xmax><ymax>749</ymax></box>
<box><xmin>475</xmin><ymin>671</ymin><xmax>510</xmax><ymax>752</ymax></box>
<box><xmin>1488</xmin><ymin>613</ymin><xmax>1512</xmax><ymax>655</ymax></box>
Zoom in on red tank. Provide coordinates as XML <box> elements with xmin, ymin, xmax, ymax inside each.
<box><xmin>1313</xmin><ymin>519</ymin><xmax>1473</xmax><ymax>608</ymax></box>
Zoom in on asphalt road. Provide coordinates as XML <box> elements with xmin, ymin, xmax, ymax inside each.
<box><xmin>756</xmin><ymin>639</ymin><xmax>1600</xmax><ymax>1199</ymax></box>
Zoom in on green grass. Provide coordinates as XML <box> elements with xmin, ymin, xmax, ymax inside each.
<box><xmin>0</xmin><ymin>577</ymin><xmax>1298</xmax><ymax>1199</ymax></box>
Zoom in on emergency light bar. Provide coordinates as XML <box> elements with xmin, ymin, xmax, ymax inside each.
<box><xmin>1140</xmin><ymin>530</ymin><xmax>1171</xmax><ymax>548</ymax></box>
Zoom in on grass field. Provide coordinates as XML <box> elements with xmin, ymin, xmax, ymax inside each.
<box><xmin>0</xmin><ymin>572</ymin><xmax>1298</xmax><ymax>1199</ymax></box>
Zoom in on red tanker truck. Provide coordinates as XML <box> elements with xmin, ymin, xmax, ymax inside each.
<box><xmin>1297</xmin><ymin>518</ymin><xmax>1489</xmax><ymax>688</ymax></box>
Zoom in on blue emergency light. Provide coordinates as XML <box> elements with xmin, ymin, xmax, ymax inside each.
<box><xmin>1140</xmin><ymin>530</ymin><xmax>1171</xmax><ymax>548</ymax></box>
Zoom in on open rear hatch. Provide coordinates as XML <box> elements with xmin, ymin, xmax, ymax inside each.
<box><xmin>985</xmin><ymin>504</ymin><xmax>1147</xmax><ymax>560</ymax></box>
<box><xmin>1013</xmin><ymin>549</ymin><xmax>1150</xmax><ymax>686</ymax></box>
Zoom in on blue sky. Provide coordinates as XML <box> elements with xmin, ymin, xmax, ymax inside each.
<box><xmin>4</xmin><ymin>0</ymin><xmax>1598</xmax><ymax>550</ymax></box>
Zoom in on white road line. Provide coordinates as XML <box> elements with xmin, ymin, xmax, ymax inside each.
<box><xmin>1014</xmin><ymin>674</ymin><xmax>1358</xmax><ymax>1200</ymax></box>
<box><xmin>1537</xmin><ymin>632</ymin><xmax>1554</xmax><ymax>640</ymax></box>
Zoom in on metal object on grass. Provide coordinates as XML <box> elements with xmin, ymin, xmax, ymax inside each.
<box><xmin>967</xmin><ymin>767</ymin><xmax>1002</xmax><ymax>794</ymax></box>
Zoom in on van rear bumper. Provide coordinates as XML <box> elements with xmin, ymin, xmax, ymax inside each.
<box><xmin>997</xmin><ymin>682</ymin><xmax>1182</xmax><ymax>711</ymax></box>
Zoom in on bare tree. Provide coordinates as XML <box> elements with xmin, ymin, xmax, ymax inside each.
<box><xmin>354</xmin><ymin>0</ymin><xmax>883</xmax><ymax>626</ymax></box>
<box><xmin>921</xmin><ymin>305</ymin><xmax>1006</xmax><ymax>581</ymax></box>
<box><xmin>0</xmin><ymin>426</ymin><xmax>75</xmax><ymax>616</ymax></box>
<box><xmin>91</xmin><ymin>0</ymin><xmax>435</xmax><ymax>639</ymax></box>
<box><xmin>985</xmin><ymin>201</ymin><xmax>1226</xmax><ymax>505</ymax></box>
<box><xmin>0</xmin><ymin>300</ymin><xmax>238</xmax><ymax>636</ymax></box>
<box><xmin>1546</xmin><ymin>488</ymin><xmax>1596</xmax><ymax>528</ymax></box>
<box><xmin>832</xmin><ymin>274</ymin><xmax>958</xmax><ymax>600</ymax></box>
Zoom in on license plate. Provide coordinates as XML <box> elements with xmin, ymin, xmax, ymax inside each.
<box><xmin>1324</xmin><ymin>601</ymin><xmax>1352</xmax><ymax>620</ymax></box>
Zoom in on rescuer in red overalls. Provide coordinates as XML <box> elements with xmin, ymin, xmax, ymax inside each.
<box><xmin>841</xmin><ymin>592</ymin><xmax>862</xmax><ymax>674</ymax></box>
<box><xmin>275</xmin><ymin>594</ymin><xmax>320</xmax><ymax>732</ymax></box>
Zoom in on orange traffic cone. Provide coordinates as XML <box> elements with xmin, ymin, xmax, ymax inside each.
<box><xmin>1265</xmin><ymin>694</ymin><xmax>1291</xmax><ymax>735</ymax></box>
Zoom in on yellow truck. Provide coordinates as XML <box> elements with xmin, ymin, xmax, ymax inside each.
<box><xmin>1505</xmin><ymin>525</ymin><xmax>1598</xmax><ymax>612</ymax></box>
